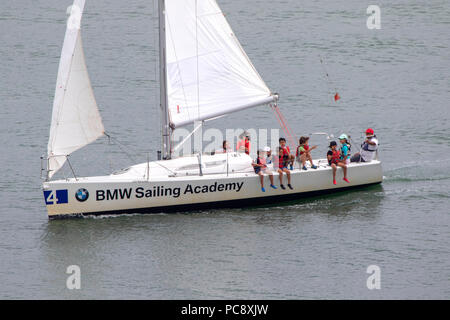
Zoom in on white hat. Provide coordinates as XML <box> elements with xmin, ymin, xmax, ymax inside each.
<box><xmin>263</xmin><ymin>146</ymin><xmax>271</xmax><ymax>152</ymax></box>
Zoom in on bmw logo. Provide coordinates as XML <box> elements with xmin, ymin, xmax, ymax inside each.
<box><xmin>75</xmin><ymin>188</ymin><xmax>89</xmax><ymax>202</ymax></box>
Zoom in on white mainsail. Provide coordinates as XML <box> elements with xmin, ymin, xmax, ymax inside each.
<box><xmin>47</xmin><ymin>0</ymin><xmax>104</xmax><ymax>178</ymax></box>
<box><xmin>165</xmin><ymin>0</ymin><xmax>275</xmax><ymax>128</ymax></box>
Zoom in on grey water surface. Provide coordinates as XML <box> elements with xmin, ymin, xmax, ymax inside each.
<box><xmin>0</xmin><ymin>0</ymin><xmax>449</xmax><ymax>299</ymax></box>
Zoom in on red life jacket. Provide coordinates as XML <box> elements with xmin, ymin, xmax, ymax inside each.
<box><xmin>330</xmin><ymin>150</ymin><xmax>340</xmax><ymax>164</ymax></box>
<box><xmin>296</xmin><ymin>144</ymin><xmax>309</xmax><ymax>157</ymax></box>
<box><xmin>278</xmin><ymin>146</ymin><xmax>290</xmax><ymax>168</ymax></box>
<box><xmin>257</xmin><ymin>156</ymin><xmax>267</xmax><ymax>169</ymax></box>
<box><xmin>237</xmin><ymin>139</ymin><xmax>250</xmax><ymax>154</ymax></box>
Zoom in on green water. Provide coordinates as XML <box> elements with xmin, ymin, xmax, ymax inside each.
<box><xmin>0</xmin><ymin>0</ymin><xmax>449</xmax><ymax>299</ymax></box>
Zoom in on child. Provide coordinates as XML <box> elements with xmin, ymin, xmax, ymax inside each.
<box><xmin>277</xmin><ymin>146</ymin><xmax>293</xmax><ymax>190</ymax></box>
<box><xmin>338</xmin><ymin>134</ymin><xmax>351</xmax><ymax>165</ymax></box>
<box><xmin>237</xmin><ymin>131</ymin><xmax>251</xmax><ymax>155</ymax></box>
<box><xmin>264</xmin><ymin>146</ymin><xmax>274</xmax><ymax>171</ymax></box>
<box><xmin>252</xmin><ymin>150</ymin><xmax>277</xmax><ymax>192</ymax></box>
<box><xmin>279</xmin><ymin>137</ymin><xmax>295</xmax><ymax>170</ymax></box>
<box><xmin>327</xmin><ymin>141</ymin><xmax>350</xmax><ymax>185</ymax></box>
<box><xmin>215</xmin><ymin>140</ymin><xmax>231</xmax><ymax>154</ymax></box>
<box><xmin>296</xmin><ymin>136</ymin><xmax>318</xmax><ymax>170</ymax></box>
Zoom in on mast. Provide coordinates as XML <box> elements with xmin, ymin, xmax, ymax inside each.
<box><xmin>159</xmin><ymin>0</ymin><xmax>171</xmax><ymax>160</ymax></box>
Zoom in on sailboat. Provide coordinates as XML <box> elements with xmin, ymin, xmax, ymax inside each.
<box><xmin>42</xmin><ymin>0</ymin><xmax>382</xmax><ymax>218</ymax></box>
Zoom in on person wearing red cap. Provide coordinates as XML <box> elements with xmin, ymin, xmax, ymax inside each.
<box><xmin>350</xmin><ymin>128</ymin><xmax>379</xmax><ymax>163</ymax></box>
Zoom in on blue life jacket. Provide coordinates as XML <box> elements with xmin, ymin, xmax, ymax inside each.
<box><xmin>361</xmin><ymin>135</ymin><xmax>377</xmax><ymax>152</ymax></box>
<box><xmin>340</xmin><ymin>143</ymin><xmax>351</xmax><ymax>160</ymax></box>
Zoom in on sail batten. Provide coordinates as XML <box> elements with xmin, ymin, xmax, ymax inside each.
<box><xmin>47</xmin><ymin>0</ymin><xmax>104</xmax><ymax>178</ymax></box>
<box><xmin>165</xmin><ymin>0</ymin><xmax>274</xmax><ymax>128</ymax></box>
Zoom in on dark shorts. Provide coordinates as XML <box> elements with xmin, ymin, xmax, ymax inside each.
<box><xmin>350</xmin><ymin>153</ymin><xmax>366</xmax><ymax>163</ymax></box>
<box><xmin>255</xmin><ymin>167</ymin><xmax>271</xmax><ymax>174</ymax></box>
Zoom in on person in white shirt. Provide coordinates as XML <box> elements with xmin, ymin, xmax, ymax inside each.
<box><xmin>351</xmin><ymin>128</ymin><xmax>379</xmax><ymax>162</ymax></box>
<box><xmin>263</xmin><ymin>146</ymin><xmax>274</xmax><ymax>171</ymax></box>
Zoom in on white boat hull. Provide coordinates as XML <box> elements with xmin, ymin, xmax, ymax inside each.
<box><xmin>42</xmin><ymin>153</ymin><xmax>383</xmax><ymax>219</ymax></box>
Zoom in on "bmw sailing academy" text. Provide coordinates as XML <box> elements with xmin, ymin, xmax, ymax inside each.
<box><xmin>96</xmin><ymin>181</ymin><xmax>245</xmax><ymax>201</ymax></box>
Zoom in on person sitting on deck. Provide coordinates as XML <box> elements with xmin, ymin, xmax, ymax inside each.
<box><xmin>252</xmin><ymin>150</ymin><xmax>277</xmax><ymax>192</ymax></box>
<box><xmin>237</xmin><ymin>131</ymin><xmax>251</xmax><ymax>155</ymax></box>
<box><xmin>296</xmin><ymin>136</ymin><xmax>318</xmax><ymax>170</ymax></box>
<box><xmin>213</xmin><ymin>140</ymin><xmax>231</xmax><ymax>155</ymax></box>
<box><xmin>279</xmin><ymin>137</ymin><xmax>295</xmax><ymax>170</ymax></box>
<box><xmin>338</xmin><ymin>134</ymin><xmax>352</xmax><ymax>165</ymax></box>
<box><xmin>221</xmin><ymin>140</ymin><xmax>231</xmax><ymax>153</ymax></box>
<box><xmin>264</xmin><ymin>146</ymin><xmax>274</xmax><ymax>171</ymax></box>
<box><xmin>277</xmin><ymin>146</ymin><xmax>293</xmax><ymax>190</ymax></box>
<box><xmin>327</xmin><ymin>141</ymin><xmax>350</xmax><ymax>185</ymax></box>
<box><xmin>351</xmin><ymin>128</ymin><xmax>379</xmax><ymax>163</ymax></box>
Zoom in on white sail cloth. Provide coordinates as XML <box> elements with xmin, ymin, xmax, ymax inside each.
<box><xmin>165</xmin><ymin>0</ymin><xmax>275</xmax><ymax>128</ymax></box>
<box><xmin>47</xmin><ymin>0</ymin><xmax>104</xmax><ymax>178</ymax></box>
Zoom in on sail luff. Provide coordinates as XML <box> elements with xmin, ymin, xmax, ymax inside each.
<box><xmin>47</xmin><ymin>0</ymin><xmax>104</xmax><ymax>178</ymax></box>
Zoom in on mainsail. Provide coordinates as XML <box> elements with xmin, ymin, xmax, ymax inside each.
<box><xmin>165</xmin><ymin>0</ymin><xmax>276</xmax><ymax>128</ymax></box>
<box><xmin>47</xmin><ymin>0</ymin><xmax>104</xmax><ymax>178</ymax></box>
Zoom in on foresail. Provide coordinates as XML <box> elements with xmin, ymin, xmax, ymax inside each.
<box><xmin>48</xmin><ymin>0</ymin><xmax>104</xmax><ymax>178</ymax></box>
<box><xmin>165</xmin><ymin>0</ymin><xmax>275</xmax><ymax>128</ymax></box>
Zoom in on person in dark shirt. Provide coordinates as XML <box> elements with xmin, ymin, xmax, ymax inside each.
<box><xmin>279</xmin><ymin>137</ymin><xmax>295</xmax><ymax>170</ymax></box>
<box><xmin>277</xmin><ymin>146</ymin><xmax>293</xmax><ymax>190</ymax></box>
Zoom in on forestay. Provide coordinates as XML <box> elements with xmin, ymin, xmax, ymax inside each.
<box><xmin>47</xmin><ymin>0</ymin><xmax>104</xmax><ymax>178</ymax></box>
<box><xmin>165</xmin><ymin>0</ymin><xmax>275</xmax><ymax>128</ymax></box>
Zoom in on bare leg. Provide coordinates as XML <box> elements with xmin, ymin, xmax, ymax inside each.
<box><xmin>258</xmin><ymin>171</ymin><xmax>264</xmax><ymax>188</ymax></box>
<box><xmin>300</xmin><ymin>154</ymin><xmax>306</xmax><ymax>167</ymax></box>
<box><xmin>331</xmin><ymin>163</ymin><xmax>337</xmax><ymax>182</ymax></box>
<box><xmin>307</xmin><ymin>154</ymin><xmax>314</xmax><ymax>166</ymax></box>
<box><xmin>268</xmin><ymin>172</ymin><xmax>274</xmax><ymax>185</ymax></box>
<box><xmin>283</xmin><ymin>168</ymin><xmax>291</xmax><ymax>184</ymax></box>
<box><xmin>277</xmin><ymin>168</ymin><xmax>283</xmax><ymax>184</ymax></box>
<box><xmin>338</xmin><ymin>162</ymin><xmax>348</xmax><ymax>180</ymax></box>
<box><xmin>290</xmin><ymin>155</ymin><xmax>295</xmax><ymax>167</ymax></box>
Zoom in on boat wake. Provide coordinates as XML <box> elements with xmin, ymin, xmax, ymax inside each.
<box><xmin>383</xmin><ymin>158</ymin><xmax>450</xmax><ymax>183</ymax></box>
